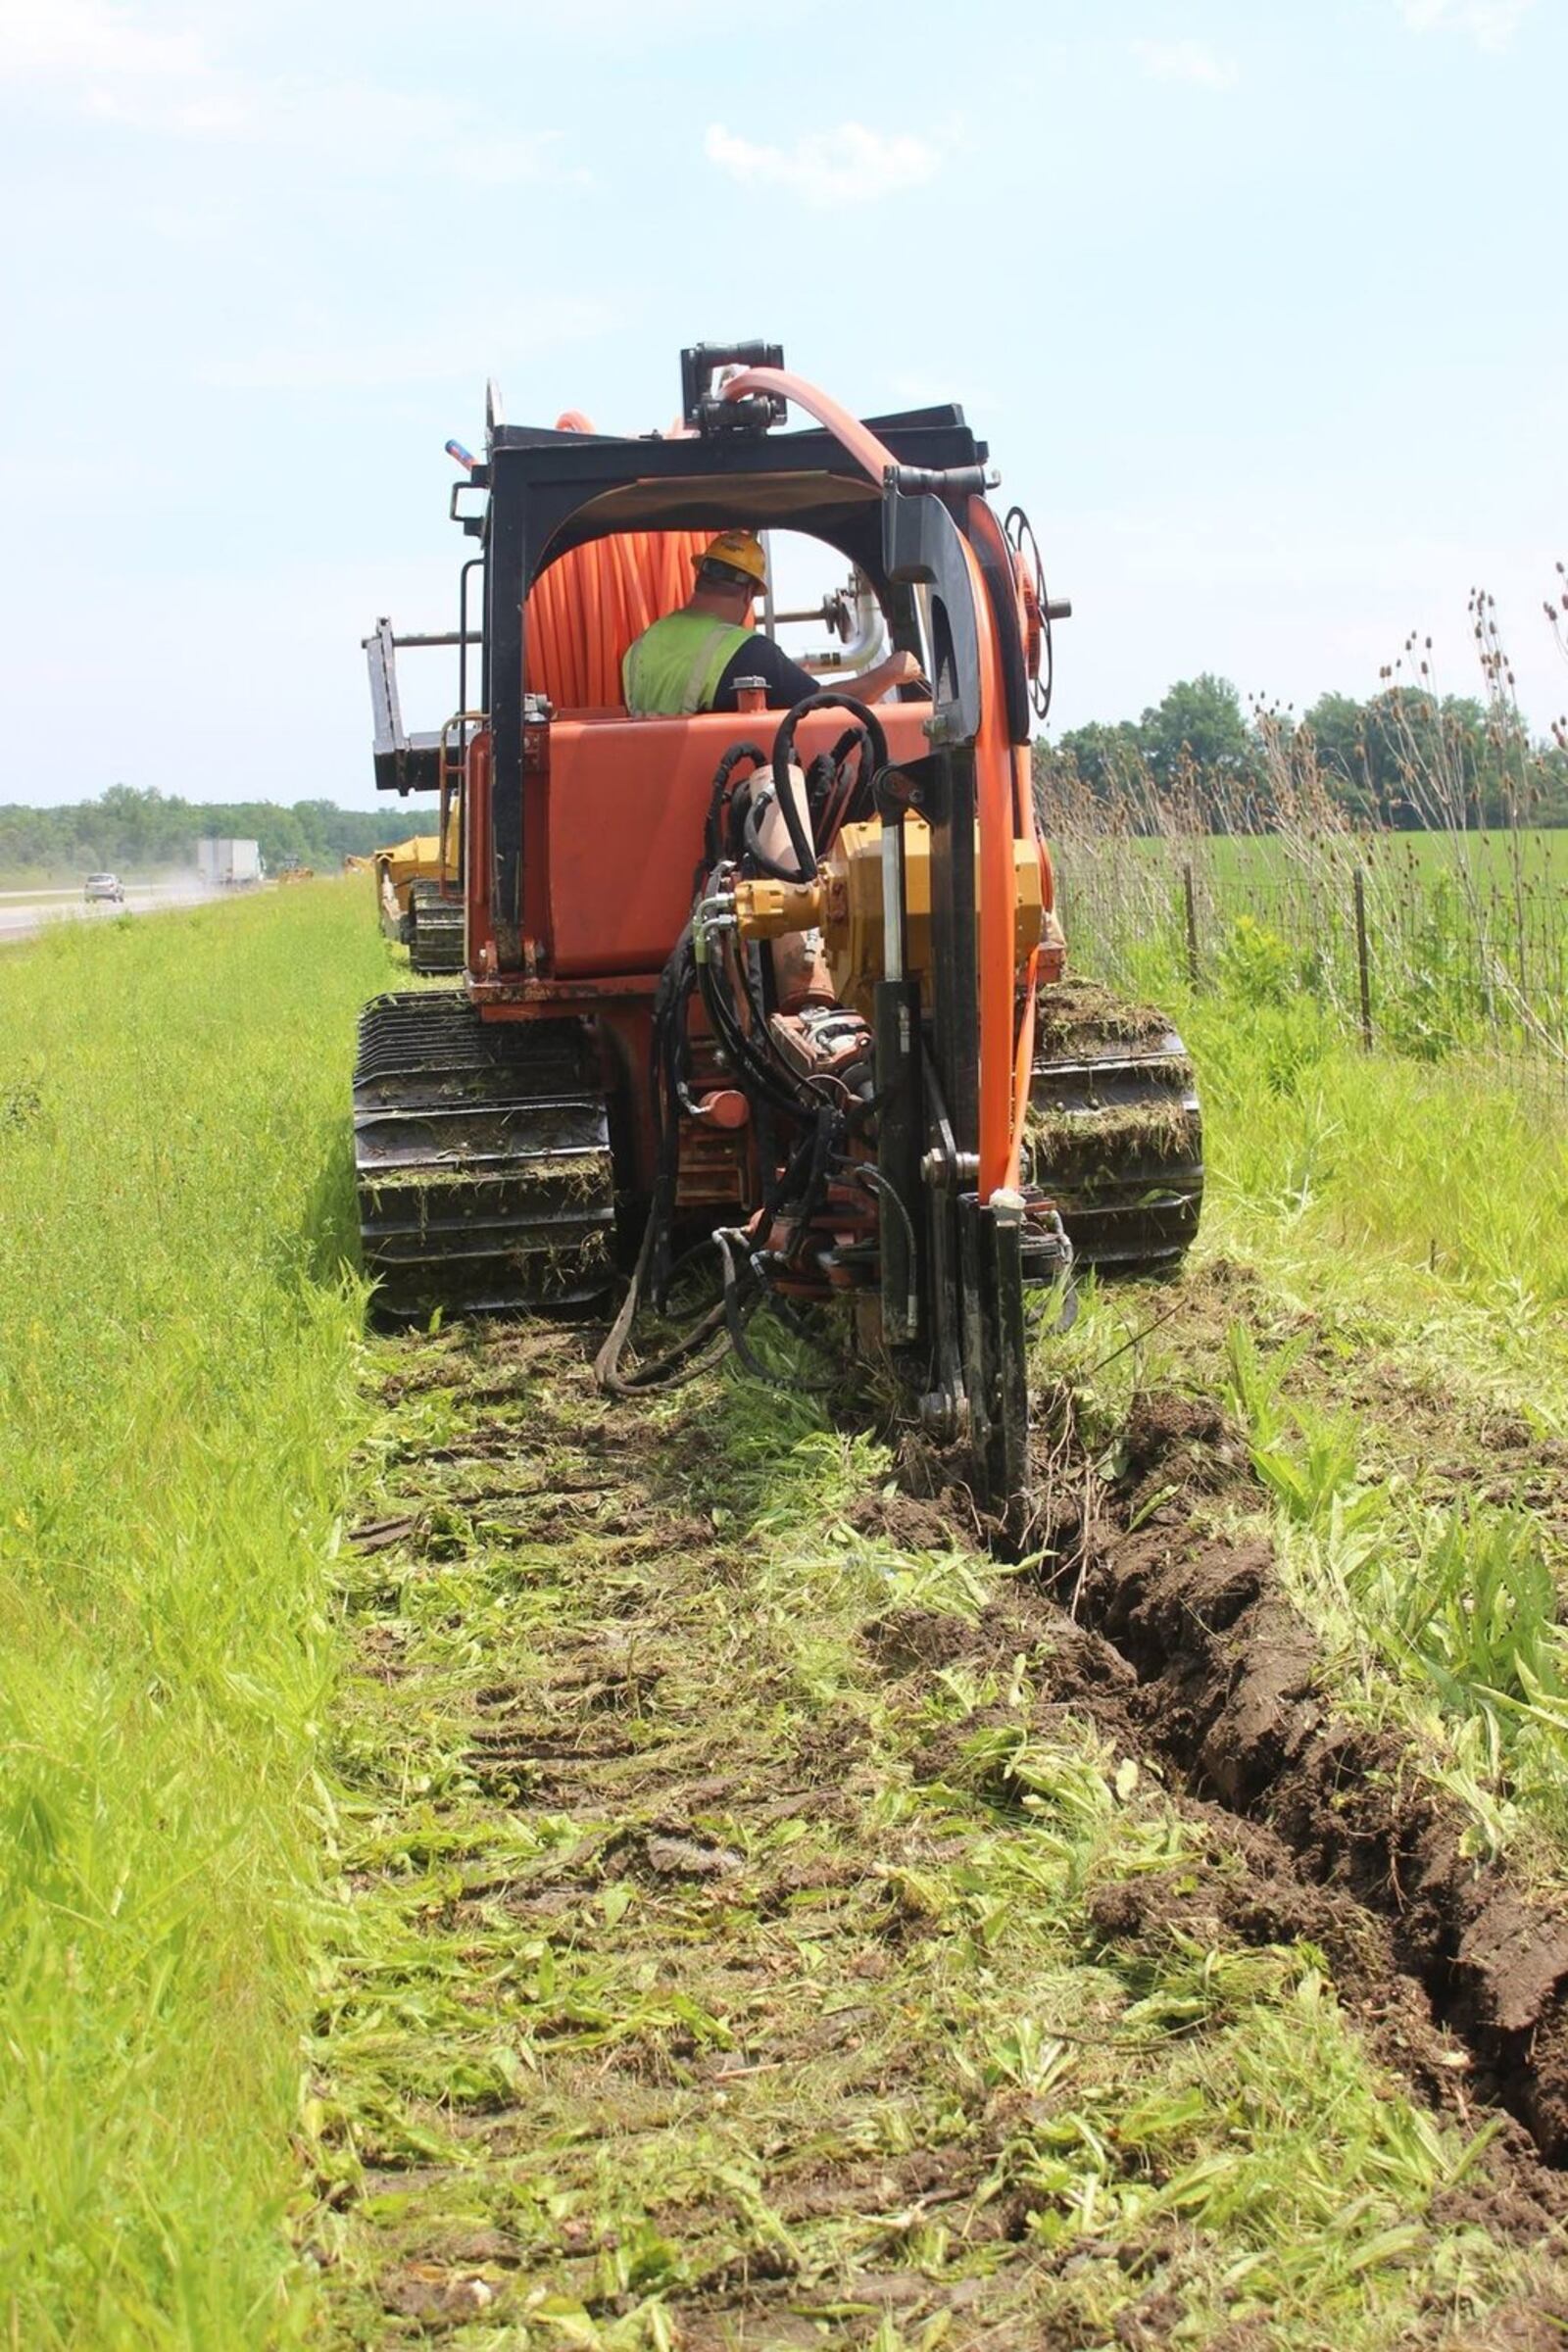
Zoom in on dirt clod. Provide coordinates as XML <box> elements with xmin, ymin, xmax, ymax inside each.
<box><xmin>644</xmin><ymin>1832</ymin><xmax>745</xmax><ymax>1879</ymax></box>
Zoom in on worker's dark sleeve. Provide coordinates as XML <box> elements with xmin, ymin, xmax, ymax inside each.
<box><xmin>710</xmin><ymin>634</ymin><xmax>822</xmax><ymax>712</ymax></box>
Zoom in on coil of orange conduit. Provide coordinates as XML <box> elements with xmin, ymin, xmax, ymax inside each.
<box><xmin>522</xmin><ymin>414</ymin><xmax>710</xmax><ymax>709</ymax></box>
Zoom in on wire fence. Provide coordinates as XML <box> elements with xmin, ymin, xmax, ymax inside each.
<box><xmin>1052</xmin><ymin>824</ymin><xmax>1568</xmax><ymax>1097</ymax></box>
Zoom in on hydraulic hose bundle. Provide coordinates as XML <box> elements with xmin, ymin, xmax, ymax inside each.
<box><xmin>594</xmin><ymin>696</ymin><xmax>888</xmax><ymax>1397</ymax></box>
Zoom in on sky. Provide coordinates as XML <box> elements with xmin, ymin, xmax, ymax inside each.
<box><xmin>1</xmin><ymin>0</ymin><xmax>1564</xmax><ymax>811</ymax></box>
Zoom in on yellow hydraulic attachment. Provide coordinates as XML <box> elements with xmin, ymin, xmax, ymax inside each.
<box><xmin>733</xmin><ymin>813</ymin><xmax>1044</xmax><ymax>1016</ymax></box>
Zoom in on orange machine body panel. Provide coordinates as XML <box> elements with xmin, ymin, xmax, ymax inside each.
<box><xmin>463</xmin><ymin>700</ymin><xmax>940</xmax><ymax>1199</ymax></box>
<box><xmin>539</xmin><ymin>703</ymin><xmax>937</xmax><ymax>980</ymax></box>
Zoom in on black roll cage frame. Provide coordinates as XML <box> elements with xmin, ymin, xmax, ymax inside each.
<box><xmin>480</xmin><ymin>413</ymin><xmax>984</xmax><ymax>885</ymax></box>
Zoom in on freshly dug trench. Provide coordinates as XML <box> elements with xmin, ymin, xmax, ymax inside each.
<box><xmin>1078</xmin><ymin>1392</ymin><xmax>1568</xmax><ymax>2165</ymax></box>
<box><xmin>894</xmin><ymin>1382</ymin><xmax>1568</xmax><ymax>2165</ymax></box>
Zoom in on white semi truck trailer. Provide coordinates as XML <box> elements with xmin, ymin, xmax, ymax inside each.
<box><xmin>195</xmin><ymin>838</ymin><xmax>263</xmax><ymax>888</ymax></box>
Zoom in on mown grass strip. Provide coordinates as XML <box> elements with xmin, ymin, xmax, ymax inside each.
<box><xmin>0</xmin><ymin>886</ymin><xmax>389</xmax><ymax>2347</ymax></box>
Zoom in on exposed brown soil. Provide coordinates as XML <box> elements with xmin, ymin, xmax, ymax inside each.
<box><xmin>1082</xmin><ymin>1393</ymin><xmax>1568</xmax><ymax>2164</ymax></box>
<box><xmin>886</xmin><ymin>1364</ymin><xmax>1568</xmax><ymax>2184</ymax></box>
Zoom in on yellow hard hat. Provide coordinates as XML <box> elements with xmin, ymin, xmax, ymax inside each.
<box><xmin>695</xmin><ymin>529</ymin><xmax>766</xmax><ymax>587</ymax></box>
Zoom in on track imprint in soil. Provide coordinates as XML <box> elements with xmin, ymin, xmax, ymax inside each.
<box><xmin>308</xmin><ymin>1321</ymin><xmax>1568</xmax><ymax>2348</ymax></box>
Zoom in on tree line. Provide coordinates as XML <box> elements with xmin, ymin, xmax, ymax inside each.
<box><xmin>0</xmin><ymin>786</ymin><xmax>434</xmax><ymax>880</ymax></box>
<box><xmin>1036</xmin><ymin>673</ymin><xmax>1568</xmax><ymax>830</ymax></box>
<box><xmin>9</xmin><ymin>676</ymin><xmax>1566</xmax><ymax>878</ymax></box>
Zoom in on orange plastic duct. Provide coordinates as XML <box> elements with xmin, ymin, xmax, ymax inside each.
<box><xmin>522</xmin><ymin>414</ymin><xmax>710</xmax><ymax>707</ymax></box>
<box><xmin>721</xmin><ymin>367</ymin><xmax>897</xmax><ymax>485</ymax></box>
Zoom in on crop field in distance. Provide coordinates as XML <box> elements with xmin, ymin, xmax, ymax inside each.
<box><xmin>1055</xmin><ymin>819</ymin><xmax>1568</xmax><ymax>1087</ymax></box>
<box><xmin>1039</xmin><ymin>661</ymin><xmax>1568</xmax><ymax>1088</ymax></box>
<box><xmin>3</xmin><ymin>877</ymin><xmax>1567</xmax><ymax>2347</ymax></box>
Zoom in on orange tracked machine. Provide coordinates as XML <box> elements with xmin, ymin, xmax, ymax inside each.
<box><xmin>356</xmin><ymin>342</ymin><xmax>1201</xmax><ymax>1515</ymax></box>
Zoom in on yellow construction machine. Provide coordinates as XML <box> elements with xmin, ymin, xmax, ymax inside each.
<box><xmin>371</xmin><ymin>809</ymin><xmax>462</xmax><ymax>972</ymax></box>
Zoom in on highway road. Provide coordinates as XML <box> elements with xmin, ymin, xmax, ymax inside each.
<box><xmin>0</xmin><ymin>880</ymin><xmax>237</xmax><ymax>944</ymax></box>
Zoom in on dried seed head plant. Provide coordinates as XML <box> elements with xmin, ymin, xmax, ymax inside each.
<box><xmin>1032</xmin><ymin>594</ymin><xmax>1567</xmax><ymax>1082</ymax></box>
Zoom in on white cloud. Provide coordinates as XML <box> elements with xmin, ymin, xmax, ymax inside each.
<box><xmin>1129</xmin><ymin>38</ymin><xmax>1241</xmax><ymax>90</ymax></box>
<box><xmin>704</xmin><ymin>121</ymin><xmax>943</xmax><ymax>207</ymax></box>
<box><xmin>1396</xmin><ymin>0</ymin><xmax>1538</xmax><ymax>48</ymax></box>
<box><xmin>0</xmin><ymin>0</ymin><xmax>574</xmax><ymax>183</ymax></box>
<box><xmin>0</xmin><ymin>0</ymin><xmax>205</xmax><ymax>82</ymax></box>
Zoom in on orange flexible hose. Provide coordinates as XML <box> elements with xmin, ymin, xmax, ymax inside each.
<box><xmin>944</xmin><ymin>530</ymin><xmax>1022</xmax><ymax>1201</ymax></box>
<box><xmin>724</xmin><ymin>368</ymin><xmax>1031</xmax><ymax>1194</ymax></box>
<box><xmin>721</xmin><ymin>367</ymin><xmax>897</xmax><ymax>485</ymax></box>
<box><xmin>1006</xmin><ymin>950</ymin><xmax>1039</xmax><ymax>1197</ymax></box>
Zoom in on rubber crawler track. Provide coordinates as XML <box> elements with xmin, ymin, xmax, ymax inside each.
<box><xmin>353</xmin><ymin>992</ymin><xmax>614</xmax><ymax>1324</ymax></box>
<box><xmin>406</xmin><ymin>883</ymin><xmax>465</xmax><ymax>974</ymax></box>
<box><xmin>1026</xmin><ymin>981</ymin><xmax>1203</xmax><ymax>1274</ymax></box>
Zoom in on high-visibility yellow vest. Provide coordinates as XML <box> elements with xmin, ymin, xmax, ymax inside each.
<box><xmin>622</xmin><ymin>612</ymin><xmax>751</xmax><ymax>715</ymax></box>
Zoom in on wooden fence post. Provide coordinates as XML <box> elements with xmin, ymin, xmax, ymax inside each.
<box><xmin>1182</xmin><ymin>862</ymin><xmax>1200</xmax><ymax>990</ymax></box>
<box><xmin>1353</xmin><ymin>864</ymin><xmax>1373</xmax><ymax>1050</ymax></box>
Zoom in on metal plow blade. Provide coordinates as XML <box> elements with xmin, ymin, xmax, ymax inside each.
<box><xmin>354</xmin><ymin>993</ymin><xmax>614</xmax><ymax>1323</ymax></box>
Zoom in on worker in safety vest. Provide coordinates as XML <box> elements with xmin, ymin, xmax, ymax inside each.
<box><xmin>621</xmin><ymin>530</ymin><xmax>923</xmax><ymax>716</ymax></box>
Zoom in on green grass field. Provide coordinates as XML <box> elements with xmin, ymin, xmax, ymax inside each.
<box><xmin>0</xmin><ymin>885</ymin><xmax>387</xmax><ymax>2346</ymax></box>
<box><xmin>2</xmin><ymin>883</ymin><xmax>1566</xmax><ymax>2344</ymax></box>
<box><xmin>1129</xmin><ymin>824</ymin><xmax>1568</xmax><ymax>889</ymax></box>
<box><xmin>1054</xmin><ymin>822</ymin><xmax>1568</xmax><ymax>1079</ymax></box>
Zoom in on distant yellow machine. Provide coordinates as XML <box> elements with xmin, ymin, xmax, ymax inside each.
<box><xmin>372</xmin><ymin>812</ymin><xmax>462</xmax><ymax>972</ymax></box>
